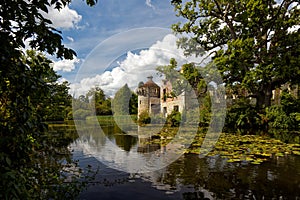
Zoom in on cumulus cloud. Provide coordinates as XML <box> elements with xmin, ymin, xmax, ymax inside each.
<box><xmin>70</xmin><ymin>34</ymin><xmax>190</xmax><ymax>97</ymax></box>
<box><xmin>52</xmin><ymin>57</ymin><xmax>80</xmax><ymax>72</ymax></box>
<box><xmin>42</xmin><ymin>5</ymin><xmax>82</xmax><ymax>29</ymax></box>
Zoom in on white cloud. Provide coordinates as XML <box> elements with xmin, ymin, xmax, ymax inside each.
<box><xmin>42</xmin><ymin>6</ymin><xmax>82</xmax><ymax>29</ymax></box>
<box><xmin>52</xmin><ymin>57</ymin><xmax>80</xmax><ymax>72</ymax></box>
<box><xmin>145</xmin><ymin>0</ymin><xmax>155</xmax><ymax>9</ymax></box>
<box><xmin>70</xmin><ymin>34</ymin><xmax>189</xmax><ymax>97</ymax></box>
<box><xmin>67</xmin><ymin>36</ymin><xmax>74</xmax><ymax>42</ymax></box>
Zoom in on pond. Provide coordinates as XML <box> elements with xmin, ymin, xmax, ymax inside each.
<box><xmin>65</xmin><ymin>122</ymin><xmax>300</xmax><ymax>200</ymax></box>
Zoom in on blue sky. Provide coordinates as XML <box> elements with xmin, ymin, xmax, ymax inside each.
<box><xmin>47</xmin><ymin>0</ymin><xmax>181</xmax><ymax>85</ymax></box>
<box><xmin>65</xmin><ymin>0</ymin><xmax>178</xmax><ymax>54</ymax></box>
<box><xmin>44</xmin><ymin>0</ymin><xmax>300</xmax><ymax>97</ymax></box>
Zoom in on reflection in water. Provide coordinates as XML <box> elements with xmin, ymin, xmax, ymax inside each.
<box><xmin>74</xmin><ymin>121</ymin><xmax>193</xmax><ymax>173</ymax></box>
<box><xmin>142</xmin><ymin>154</ymin><xmax>300</xmax><ymax>199</ymax></box>
<box><xmin>71</xmin><ymin>123</ymin><xmax>300</xmax><ymax>199</ymax></box>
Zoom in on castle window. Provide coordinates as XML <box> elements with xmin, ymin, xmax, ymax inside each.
<box><xmin>173</xmin><ymin>105</ymin><xmax>179</xmax><ymax>112</ymax></box>
<box><xmin>140</xmin><ymin>100</ymin><xmax>141</xmax><ymax>104</ymax></box>
<box><xmin>163</xmin><ymin>107</ymin><xmax>167</xmax><ymax>117</ymax></box>
<box><xmin>163</xmin><ymin>89</ymin><xmax>167</xmax><ymax>102</ymax></box>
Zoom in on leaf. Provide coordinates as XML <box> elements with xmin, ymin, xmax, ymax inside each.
<box><xmin>292</xmin><ymin>151</ymin><xmax>300</xmax><ymax>156</ymax></box>
<box><xmin>251</xmin><ymin>160</ymin><xmax>262</xmax><ymax>165</ymax></box>
<box><xmin>275</xmin><ymin>152</ymin><xmax>284</xmax><ymax>157</ymax></box>
<box><xmin>6</xmin><ymin>157</ymin><xmax>11</xmax><ymax>166</ymax></box>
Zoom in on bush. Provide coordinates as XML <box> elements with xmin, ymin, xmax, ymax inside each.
<box><xmin>265</xmin><ymin>105</ymin><xmax>300</xmax><ymax>143</ymax></box>
<box><xmin>263</xmin><ymin>91</ymin><xmax>300</xmax><ymax>142</ymax></box>
<box><xmin>280</xmin><ymin>90</ymin><xmax>300</xmax><ymax>115</ymax></box>
<box><xmin>138</xmin><ymin>111</ymin><xmax>151</xmax><ymax>125</ymax></box>
<box><xmin>167</xmin><ymin>110</ymin><xmax>182</xmax><ymax>127</ymax></box>
<box><xmin>224</xmin><ymin>98</ymin><xmax>262</xmax><ymax>134</ymax></box>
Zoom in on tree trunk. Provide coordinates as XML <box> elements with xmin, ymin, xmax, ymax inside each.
<box><xmin>256</xmin><ymin>83</ymin><xmax>273</xmax><ymax>111</ymax></box>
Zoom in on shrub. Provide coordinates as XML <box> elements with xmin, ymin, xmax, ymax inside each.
<box><xmin>138</xmin><ymin>111</ymin><xmax>151</xmax><ymax>125</ymax></box>
<box><xmin>265</xmin><ymin>105</ymin><xmax>300</xmax><ymax>143</ymax></box>
<box><xmin>167</xmin><ymin>110</ymin><xmax>182</xmax><ymax>127</ymax></box>
<box><xmin>224</xmin><ymin>98</ymin><xmax>261</xmax><ymax>134</ymax></box>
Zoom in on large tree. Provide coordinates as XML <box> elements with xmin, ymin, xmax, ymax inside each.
<box><xmin>171</xmin><ymin>0</ymin><xmax>300</xmax><ymax>111</ymax></box>
<box><xmin>23</xmin><ymin>50</ymin><xmax>72</xmax><ymax>121</ymax></box>
<box><xmin>0</xmin><ymin>0</ymin><xmax>97</xmax><ymax>198</ymax></box>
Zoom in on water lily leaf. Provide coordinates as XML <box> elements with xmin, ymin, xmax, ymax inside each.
<box><xmin>245</xmin><ymin>157</ymin><xmax>254</xmax><ymax>161</ymax></box>
<box><xmin>227</xmin><ymin>159</ymin><xmax>236</xmax><ymax>163</ymax></box>
<box><xmin>275</xmin><ymin>152</ymin><xmax>284</xmax><ymax>157</ymax></box>
<box><xmin>261</xmin><ymin>153</ymin><xmax>271</xmax><ymax>157</ymax></box>
<box><xmin>251</xmin><ymin>160</ymin><xmax>262</xmax><ymax>164</ymax></box>
<box><xmin>292</xmin><ymin>151</ymin><xmax>300</xmax><ymax>155</ymax></box>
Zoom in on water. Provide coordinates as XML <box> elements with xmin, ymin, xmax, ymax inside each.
<box><xmin>69</xmin><ymin>123</ymin><xmax>300</xmax><ymax>200</ymax></box>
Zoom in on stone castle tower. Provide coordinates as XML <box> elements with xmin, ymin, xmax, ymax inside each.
<box><xmin>136</xmin><ymin>76</ymin><xmax>160</xmax><ymax>117</ymax></box>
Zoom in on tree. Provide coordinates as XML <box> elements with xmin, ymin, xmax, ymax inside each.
<box><xmin>86</xmin><ymin>87</ymin><xmax>106</xmax><ymax>104</ymax></box>
<box><xmin>157</xmin><ymin>59</ymin><xmax>208</xmax><ymax>98</ymax></box>
<box><xmin>0</xmin><ymin>50</ymin><xmax>81</xmax><ymax>199</ymax></box>
<box><xmin>0</xmin><ymin>0</ymin><xmax>97</xmax><ymax>198</ymax></box>
<box><xmin>22</xmin><ymin>51</ymin><xmax>72</xmax><ymax>121</ymax></box>
<box><xmin>157</xmin><ymin>59</ymin><xmax>212</xmax><ymax>126</ymax></box>
<box><xmin>171</xmin><ymin>0</ymin><xmax>300</xmax><ymax>111</ymax></box>
<box><xmin>86</xmin><ymin>87</ymin><xmax>112</xmax><ymax>115</ymax></box>
<box><xmin>112</xmin><ymin>84</ymin><xmax>137</xmax><ymax>115</ymax></box>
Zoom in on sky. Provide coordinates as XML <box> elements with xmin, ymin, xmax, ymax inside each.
<box><xmin>43</xmin><ymin>0</ymin><xmax>300</xmax><ymax>97</ymax></box>
<box><xmin>43</xmin><ymin>0</ymin><xmax>189</xmax><ymax>97</ymax></box>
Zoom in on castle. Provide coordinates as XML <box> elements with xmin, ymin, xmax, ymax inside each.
<box><xmin>136</xmin><ymin>76</ymin><xmax>195</xmax><ymax>118</ymax></box>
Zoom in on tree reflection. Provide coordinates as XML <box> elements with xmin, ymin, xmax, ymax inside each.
<box><xmin>146</xmin><ymin>154</ymin><xmax>300</xmax><ymax>199</ymax></box>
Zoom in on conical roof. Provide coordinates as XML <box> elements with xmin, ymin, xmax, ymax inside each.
<box><xmin>142</xmin><ymin>76</ymin><xmax>159</xmax><ymax>88</ymax></box>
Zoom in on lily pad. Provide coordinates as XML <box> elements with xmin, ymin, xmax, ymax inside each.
<box><xmin>292</xmin><ymin>151</ymin><xmax>300</xmax><ymax>155</ymax></box>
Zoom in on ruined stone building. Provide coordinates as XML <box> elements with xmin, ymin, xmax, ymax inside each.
<box><xmin>136</xmin><ymin>76</ymin><xmax>161</xmax><ymax>117</ymax></box>
<box><xmin>136</xmin><ymin>76</ymin><xmax>196</xmax><ymax>118</ymax></box>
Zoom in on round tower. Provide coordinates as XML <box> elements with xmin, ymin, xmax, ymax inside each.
<box><xmin>136</xmin><ymin>76</ymin><xmax>160</xmax><ymax>117</ymax></box>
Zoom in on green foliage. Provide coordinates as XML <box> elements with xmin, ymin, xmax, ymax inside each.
<box><xmin>186</xmin><ymin>133</ymin><xmax>300</xmax><ymax>164</ymax></box>
<box><xmin>157</xmin><ymin>60</ymin><xmax>205</xmax><ymax>97</ymax></box>
<box><xmin>157</xmin><ymin>60</ymin><xmax>213</xmax><ymax>127</ymax></box>
<box><xmin>172</xmin><ymin>0</ymin><xmax>300</xmax><ymax>111</ymax></box>
<box><xmin>72</xmin><ymin>87</ymin><xmax>113</xmax><ymax>117</ymax></box>
<box><xmin>199</xmin><ymin>94</ymin><xmax>212</xmax><ymax>127</ymax></box>
<box><xmin>167</xmin><ymin>110</ymin><xmax>182</xmax><ymax>127</ymax></box>
<box><xmin>184</xmin><ymin>109</ymin><xmax>200</xmax><ymax>124</ymax></box>
<box><xmin>138</xmin><ymin>111</ymin><xmax>151</xmax><ymax>125</ymax></box>
<box><xmin>280</xmin><ymin>90</ymin><xmax>300</xmax><ymax>115</ymax></box>
<box><xmin>0</xmin><ymin>0</ymin><xmax>97</xmax><ymax>198</ymax></box>
<box><xmin>0</xmin><ymin>50</ymin><xmax>91</xmax><ymax>199</ymax></box>
<box><xmin>73</xmin><ymin>109</ymin><xmax>91</xmax><ymax>120</ymax></box>
<box><xmin>87</xmin><ymin>87</ymin><xmax>106</xmax><ymax>104</ymax></box>
<box><xmin>112</xmin><ymin>84</ymin><xmax>137</xmax><ymax>115</ymax></box>
<box><xmin>96</xmin><ymin>101</ymin><xmax>112</xmax><ymax>115</ymax></box>
<box><xmin>224</xmin><ymin>98</ymin><xmax>262</xmax><ymax>134</ymax></box>
<box><xmin>129</xmin><ymin>92</ymin><xmax>138</xmax><ymax>115</ymax></box>
<box><xmin>72</xmin><ymin>95</ymin><xmax>89</xmax><ymax>112</ymax></box>
<box><xmin>87</xmin><ymin>87</ymin><xmax>112</xmax><ymax>115</ymax></box>
<box><xmin>264</xmin><ymin>91</ymin><xmax>300</xmax><ymax>142</ymax></box>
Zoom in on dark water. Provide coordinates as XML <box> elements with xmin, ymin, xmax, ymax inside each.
<box><xmin>69</xmin><ymin>123</ymin><xmax>300</xmax><ymax>200</ymax></box>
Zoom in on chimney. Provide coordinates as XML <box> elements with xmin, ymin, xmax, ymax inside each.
<box><xmin>147</xmin><ymin>76</ymin><xmax>153</xmax><ymax>81</ymax></box>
